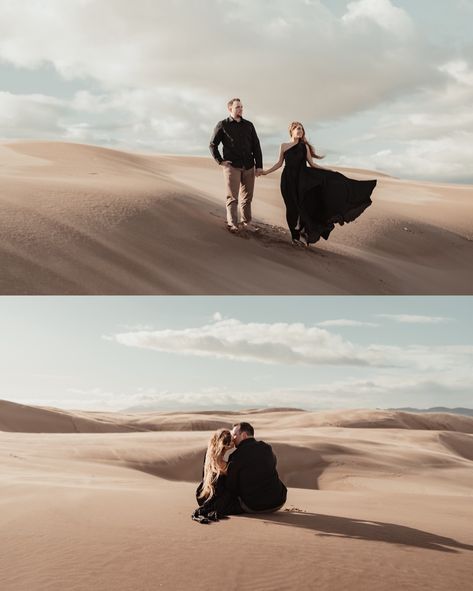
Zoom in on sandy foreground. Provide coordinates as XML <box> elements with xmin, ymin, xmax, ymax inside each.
<box><xmin>1</xmin><ymin>401</ymin><xmax>472</xmax><ymax>590</ymax></box>
<box><xmin>1</xmin><ymin>140</ymin><xmax>472</xmax><ymax>294</ymax></box>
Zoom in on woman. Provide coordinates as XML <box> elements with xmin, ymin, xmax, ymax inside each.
<box><xmin>261</xmin><ymin>122</ymin><xmax>377</xmax><ymax>246</ymax></box>
<box><xmin>192</xmin><ymin>428</ymin><xmax>234</xmax><ymax>523</ymax></box>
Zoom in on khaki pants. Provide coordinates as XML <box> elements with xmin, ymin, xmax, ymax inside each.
<box><xmin>223</xmin><ymin>165</ymin><xmax>255</xmax><ymax>226</ymax></box>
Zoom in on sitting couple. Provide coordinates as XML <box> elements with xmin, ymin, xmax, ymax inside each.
<box><xmin>192</xmin><ymin>422</ymin><xmax>287</xmax><ymax>524</ymax></box>
<box><xmin>209</xmin><ymin>98</ymin><xmax>377</xmax><ymax>246</ymax></box>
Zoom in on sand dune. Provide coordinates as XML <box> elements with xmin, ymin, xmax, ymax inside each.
<box><xmin>1</xmin><ymin>402</ymin><xmax>472</xmax><ymax>589</ymax></box>
<box><xmin>3</xmin><ymin>400</ymin><xmax>473</xmax><ymax>434</ymax></box>
<box><xmin>1</xmin><ymin>140</ymin><xmax>472</xmax><ymax>294</ymax></box>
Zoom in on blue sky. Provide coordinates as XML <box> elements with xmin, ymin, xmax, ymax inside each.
<box><xmin>1</xmin><ymin>296</ymin><xmax>471</xmax><ymax>411</ymax></box>
<box><xmin>1</xmin><ymin>0</ymin><xmax>472</xmax><ymax>182</ymax></box>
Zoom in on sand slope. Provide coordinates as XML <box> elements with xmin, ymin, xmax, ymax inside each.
<box><xmin>1</xmin><ymin>140</ymin><xmax>472</xmax><ymax>294</ymax></box>
<box><xmin>1</xmin><ymin>403</ymin><xmax>472</xmax><ymax>590</ymax></box>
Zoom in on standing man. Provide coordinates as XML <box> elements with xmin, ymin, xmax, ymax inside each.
<box><xmin>209</xmin><ymin>98</ymin><xmax>263</xmax><ymax>233</ymax></box>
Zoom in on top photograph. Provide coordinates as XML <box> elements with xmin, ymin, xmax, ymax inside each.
<box><xmin>1</xmin><ymin>0</ymin><xmax>472</xmax><ymax>295</ymax></box>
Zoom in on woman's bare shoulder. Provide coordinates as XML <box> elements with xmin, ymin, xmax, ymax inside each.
<box><xmin>281</xmin><ymin>142</ymin><xmax>297</xmax><ymax>153</ymax></box>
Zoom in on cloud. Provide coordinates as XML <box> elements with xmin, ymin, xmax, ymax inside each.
<box><xmin>108</xmin><ymin>316</ymin><xmax>472</xmax><ymax>372</ymax></box>
<box><xmin>113</xmin><ymin>370</ymin><xmax>473</xmax><ymax>411</ymax></box>
<box><xmin>0</xmin><ymin>3</ymin><xmax>442</xmax><ymax>130</ymax></box>
<box><xmin>0</xmin><ymin>1</ymin><xmax>469</xmax><ymax>180</ymax></box>
<box><xmin>342</xmin><ymin>0</ymin><xmax>414</xmax><ymax>37</ymax></box>
<box><xmin>334</xmin><ymin>59</ymin><xmax>473</xmax><ymax>182</ymax></box>
<box><xmin>377</xmin><ymin>314</ymin><xmax>452</xmax><ymax>324</ymax></box>
<box><xmin>0</xmin><ymin>91</ymin><xmax>67</xmax><ymax>136</ymax></box>
<box><xmin>317</xmin><ymin>319</ymin><xmax>379</xmax><ymax>327</ymax></box>
<box><xmin>118</xmin><ymin>324</ymin><xmax>154</xmax><ymax>331</ymax></box>
<box><xmin>0</xmin><ymin>87</ymin><xmax>215</xmax><ymax>151</ymax></box>
<box><xmin>109</xmin><ymin>318</ymin><xmax>371</xmax><ymax>367</ymax></box>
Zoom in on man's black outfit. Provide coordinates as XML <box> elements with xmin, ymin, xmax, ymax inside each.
<box><xmin>209</xmin><ymin>117</ymin><xmax>263</xmax><ymax>170</ymax></box>
<box><xmin>224</xmin><ymin>437</ymin><xmax>287</xmax><ymax>513</ymax></box>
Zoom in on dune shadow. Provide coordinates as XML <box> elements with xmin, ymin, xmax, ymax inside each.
<box><xmin>246</xmin><ymin>510</ymin><xmax>473</xmax><ymax>553</ymax></box>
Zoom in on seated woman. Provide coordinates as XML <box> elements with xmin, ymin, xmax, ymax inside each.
<box><xmin>192</xmin><ymin>428</ymin><xmax>235</xmax><ymax>523</ymax></box>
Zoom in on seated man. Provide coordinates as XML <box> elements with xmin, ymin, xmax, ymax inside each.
<box><xmin>225</xmin><ymin>421</ymin><xmax>287</xmax><ymax>514</ymax></box>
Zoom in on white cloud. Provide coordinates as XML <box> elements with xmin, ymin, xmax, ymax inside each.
<box><xmin>377</xmin><ymin>314</ymin><xmax>452</xmax><ymax>324</ymax></box>
<box><xmin>335</xmin><ymin>59</ymin><xmax>473</xmax><ymax>182</ymax></box>
<box><xmin>106</xmin><ymin>370</ymin><xmax>473</xmax><ymax>411</ymax></box>
<box><xmin>0</xmin><ymin>1</ymin><xmax>469</xmax><ymax>181</ymax></box>
<box><xmin>342</xmin><ymin>0</ymin><xmax>413</xmax><ymax>37</ymax></box>
<box><xmin>109</xmin><ymin>318</ymin><xmax>370</xmax><ymax>367</ymax></box>
<box><xmin>0</xmin><ymin>91</ymin><xmax>66</xmax><ymax>135</ymax></box>
<box><xmin>108</xmin><ymin>317</ymin><xmax>472</xmax><ymax>372</ymax></box>
<box><xmin>317</xmin><ymin>319</ymin><xmax>379</xmax><ymax>327</ymax></box>
<box><xmin>0</xmin><ymin>1</ymin><xmax>440</xmax><ymax>125</ymax></box>
<box><xmin>439</xmin><ymin>60</ymin><xmax>473</xmax><ymax>86</ymax></box>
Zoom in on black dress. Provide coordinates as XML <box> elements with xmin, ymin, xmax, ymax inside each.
<box><xmin>280</xmin><ymin>141</ymin><xmax>376</xmax><ymax>243</ymax></box>
<box><xmin>194</xmin><ymin>463</ymin><xmax>243</xmax><ymax>517</ymax></box>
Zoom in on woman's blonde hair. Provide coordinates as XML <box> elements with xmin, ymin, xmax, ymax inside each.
<box><xmin>289</xmin><ymin>121</ymin><xmax>324</xmax><ymax>159</ymax></box>
<box><xmin>198</xmin><ymin>428</ymin><xmax>233</xmax><ymax>500</ymax></box>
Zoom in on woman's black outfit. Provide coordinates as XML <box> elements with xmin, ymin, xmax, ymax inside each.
<box><xmin>280</xmin><ymin>141</ymin><xmax>376</xmax><ymax>243</ymax></box>
<box><xmin>193</xmin><ymin>462</ymin><xmax>243</xmax><ymax>522</ymax></box>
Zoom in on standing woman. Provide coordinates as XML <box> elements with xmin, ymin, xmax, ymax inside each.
<box><xmin>193</xmin><ymin>428</ymin><xmax>234</xmax><ymax>522</ymax></box>
<box><xmin>261</xmin><ymin>122</ymin><xmax>377</xmax><ymax>246</ymax></box>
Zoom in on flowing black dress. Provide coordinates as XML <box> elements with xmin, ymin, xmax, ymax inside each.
<box><xmin>280</xmin><ymin>141</ymin><xmax>376</xmax><ymax>243</ymax></box>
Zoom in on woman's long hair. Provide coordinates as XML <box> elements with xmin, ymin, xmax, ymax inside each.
<box><xmin>198</xmin><ymin>428</ymin><xmax>233</xmax><ymax>500</ymax></box>
<box><xmin>289</xmin><ymin>121</ymin><xmax>324</xmax><ymax>159</ymax></box>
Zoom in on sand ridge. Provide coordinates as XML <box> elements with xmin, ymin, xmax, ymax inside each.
<box><xmin>1</xmin><ymin>140</ymin><xmax>472</xmax><ymax>294</ymax></box>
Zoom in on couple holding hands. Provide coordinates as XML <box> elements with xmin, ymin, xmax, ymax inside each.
<box><xmin>210</xmin><ymin>98</ymin><xmax>377</xmax><ymax>246</ymax></box>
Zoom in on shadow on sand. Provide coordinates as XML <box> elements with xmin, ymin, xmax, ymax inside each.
<box><xmin>245</xmin><ymin>510</ymin><xmax>473</xmax><ymax>554</ymax></box>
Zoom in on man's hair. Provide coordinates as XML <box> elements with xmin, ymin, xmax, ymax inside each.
<box><xmin>233</xmin><ymin>422</ymin><xmax>254</xmax><ymax>437</ymax></box>
<box><xmin>227</xmin><ymin>97</ymin><xmax>241</xmax><ymax>108</ymax></box>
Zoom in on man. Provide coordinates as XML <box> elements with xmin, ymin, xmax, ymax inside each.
<box><xmin>224</xmin><ymin>422</ymin><xmax>287</xmax><ymax>514</ymax></box>
<box><xmin>209</xmin><ymin>98</ymin><xmax>263</xmax><ymax>233</ymax></box>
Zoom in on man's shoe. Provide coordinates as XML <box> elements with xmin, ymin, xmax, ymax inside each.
<box><xmin>291</xmin><ymin>238</ymin><xmax>306</xmax><ymax>248</ymax></box>
<box><xmin>227</xmin><ymin>223</ymin><xmax>239</xmax><ymax>233</ymax></box>
<box><xmin>242</xmin><ymin>222</ymin><xmax>260</xmax><ymax>232</ymax></box>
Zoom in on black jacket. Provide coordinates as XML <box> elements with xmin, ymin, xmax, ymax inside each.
<box><xmin>225</xmin><ymin>438</ymin><xmax>287</xmax><ymax>511</ymax></box>
<box><xmin>209</xmin><ymin>117</ymin><xmax>263</xmax><ymax>170</ymax></box>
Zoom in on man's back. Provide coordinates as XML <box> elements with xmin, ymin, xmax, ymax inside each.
<box><xmin>226</xmin><ymin>438</ymin><xmax>287</xmax><ymax>511</ymax></box>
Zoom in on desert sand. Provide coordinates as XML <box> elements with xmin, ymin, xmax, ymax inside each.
<box><xmin>1</xmin><ymin>400</ymin><xmax>472</xmax><ymax>590</ymax></box>
<box><xmin>1</xmin><ymin>140</ymin><xmax>472</xmax><ymax>295</ymax></box>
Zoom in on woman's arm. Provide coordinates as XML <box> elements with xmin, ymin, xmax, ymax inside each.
<box><xmin>261</xmin><ymin>144</ymin><xmax>284</xmax><ymax>175</ymax></box>
<box><xmin>306</xmin><ymin>144</ymin><xmax>323</xmax><ymax>169</ymax></box>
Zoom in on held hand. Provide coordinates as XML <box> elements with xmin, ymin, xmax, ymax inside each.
<box><xmin>255</xmin><ymin>168</ymin><xmax>263</xmax><ymax>177</ymax></box>
<box><xmin>221</xmin><ymin>160</ymin><xmax>232</xmax><ymax>168</ymax></box>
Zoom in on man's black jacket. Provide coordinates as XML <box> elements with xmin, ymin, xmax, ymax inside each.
<box><xmin>209</xmin><ymin>117</ymin><xmax>263</xmax><ymax>170</ymax></box>
<box><xmin>225</xmin><ymin>438</ymin><xmax>287</xmax><ymax>511</ymax></box>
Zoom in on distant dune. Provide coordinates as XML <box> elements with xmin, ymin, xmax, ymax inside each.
<box><xmin>1</xmin><ymin>140</ymin><xmax>472</xmax><ymax>294</ymax></box>
<box><xmin>390</xmin><ymin>406</ymin><xmax>473</xmax><ymax>417</ymax></box>
<box><xmin>3</xmin><ymin>400</ymin><xmax>473</xmax><ymax>434</ymax></box>
<box><xmin>1</xmin><ymin>400</ymin><xmax>472</xmax><ymax>590</ymax></box>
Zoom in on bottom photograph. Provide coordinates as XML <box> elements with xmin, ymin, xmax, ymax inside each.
<box><xmin>1</xmin><ymin>296</ymin><xmax>472</xmax><ymax>590</ymax></box>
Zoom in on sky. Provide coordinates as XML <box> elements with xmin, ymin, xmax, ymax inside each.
<box><xmin>1</xmin><ymin>0</ymin><xmax>473</xmax><ymax>183</ymax></box>
<box><xmin>1</xmin><ymin>296</ymin><xmax>471</xmax><ymax>412</ymax></box>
